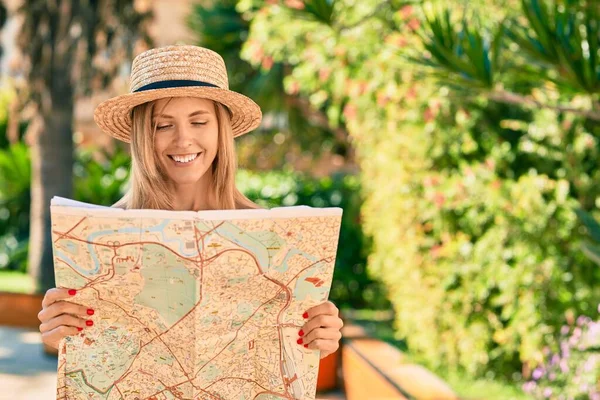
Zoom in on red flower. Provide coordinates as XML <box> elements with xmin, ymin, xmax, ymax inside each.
<box><xmin>423</xmin><ymin>176</ymin><xmax>440</xmax><ymax>187</ymax></box>
<box><xmin>433</xmin><ymin>193</ymin><xmax>445</xmax><ymax>208</ymax></box>
<box><xmin>408</xmin><ymin>18</ymin><xmax>421</xmax><ymax>31</ymax></box>
<box><xmin>399</xmin><ymin>5</ymin><xmax>413</xmax><ymax>20</ymax></box>
<box><xmin>288</xmin><ymin>81</ymin><xmax>300</xmax><ymax>95</ymax></box>
<box><xmin>319</xmin><ymin>67</ymin><xmax>331</xmax><ymax>82</ymax></box>
<box><xmin>405</xmin><ymin>85</ymin><xmax>417</xmax><ymax>100</ymax></box>
<box><xmin>358</xmin><ymin>80</ymin><xmax>369</xmax><ymax>95</ymax></box>
<box><xmin>343</xmin><ymin>103</ymin><xmax>357</xmax><ymax>120</ymax></box>
<box><xmin>285</xmin><ymin>0</ymin><xmax>305</xmax><ymax>10</ymax></box>
<box><xmin>423</xmin><ymin>107</ymin><xmax>436</xmax><ymax>122</ymax></box>
<box><xmin>251</xmin><ymin>45</ymin><xmax>264</xmax><ymax>63</ymax></box>
<box><xmin>377</xmin><ymin>92</ymin><xmax>389</xmax><ymax>107</ymax></box>
<box><xmin>261</xmin><ymin>56</ymin><xmax>274</xmax><ymax>71</ymax></box>
<box><xmin>430</xmin><ymin>244</ymin><xmax>443</xmax><ymax>259</ymax></box>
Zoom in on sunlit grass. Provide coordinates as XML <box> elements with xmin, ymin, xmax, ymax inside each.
<box><xmin>0</xmin><ymin>270</ymin><xmax>34</xmax><ymax>293</ymax></box>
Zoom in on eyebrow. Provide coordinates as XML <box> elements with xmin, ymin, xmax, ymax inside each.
<box><xmin>152</xmin><ymin>110</ymin><xmax>210</xmax><ymax>119</ymax></box>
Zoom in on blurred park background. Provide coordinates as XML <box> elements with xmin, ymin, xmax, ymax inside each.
<box><xmin>0</xmin><ymin>0</ymin><xmax>599</xmax><ymax>399</ymax></box>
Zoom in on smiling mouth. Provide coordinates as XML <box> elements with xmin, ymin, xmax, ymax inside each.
<box><xmin>168</xmin><ymin>152</ymin><xmax>202</xmax><ymax>164</ymax></box>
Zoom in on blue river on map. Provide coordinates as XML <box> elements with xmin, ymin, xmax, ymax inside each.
<box><xmin>57</xmin><ymin>219</ymin><xmax>320</xmax><ymax>279</ymax></box>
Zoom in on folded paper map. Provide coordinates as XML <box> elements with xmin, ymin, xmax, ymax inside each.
<box><xmin>50</xmin><ymin>197</ymin><xmax>343</xmax><ymax>400</ymax></box>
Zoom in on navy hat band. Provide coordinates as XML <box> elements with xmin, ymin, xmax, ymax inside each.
<box><xmin>134</xmin><ymin>80</ymin><xmax>220</xmax><ymax>93</ymax></box>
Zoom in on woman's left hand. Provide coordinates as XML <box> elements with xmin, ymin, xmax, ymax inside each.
<box><xmin>298</xmin><ymin>301</ymin><xmax>343</xmax><ymax>359</ymax></box>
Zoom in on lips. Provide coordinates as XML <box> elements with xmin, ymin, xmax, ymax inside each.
<box><xmin>168</xmin><ymin>152</ymin><xmax>202</xmax><ymax>164</ymax></box>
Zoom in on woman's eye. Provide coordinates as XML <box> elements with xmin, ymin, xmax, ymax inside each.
<box><xmin>156</xmin><ymin>124</ymin><xmax>172</xmax><ymax>130</ymax></box>
<box><xmin>192</xmin><ymin>122</ymin><xmax>207</xmax><ymax>126</ymax></box>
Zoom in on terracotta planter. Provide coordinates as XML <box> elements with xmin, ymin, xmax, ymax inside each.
<box><xmin>0</xmin><ymin>291</ymin><xmax>43</xmax><ymax>328</ymax></box>
<box><xmin>340</xmin><ymin>324</ymin><xmax>457</xmax><ymax>400</ymax></box>
<box><xmin>316</xmin><ymin>346</ymin><xmax>341</xmax><ymax>392</ymax></box>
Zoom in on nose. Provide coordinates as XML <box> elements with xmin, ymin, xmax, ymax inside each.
<box><xmin>172</xmin><ymin>123</ymin><xmax>196</xmax><ymax>148</ymax></box>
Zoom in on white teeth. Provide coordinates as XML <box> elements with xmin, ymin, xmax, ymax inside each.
<box><xmin>171</xmin><ymin>153</ymin><xmax>199</xmax><ymax>163</ymax></box>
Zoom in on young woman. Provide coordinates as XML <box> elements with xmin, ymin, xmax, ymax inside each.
<box><xmin>37</xmin><ymin>45</ymin><xmax>343</xmax><ymax>361</ymax></box>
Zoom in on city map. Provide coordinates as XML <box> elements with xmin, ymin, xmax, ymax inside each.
<box><xmin>50</xmin><ymin>197</ymin><xmax>342</xmax><ymax>400</ymax></box>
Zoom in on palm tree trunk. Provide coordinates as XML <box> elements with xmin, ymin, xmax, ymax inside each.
<box><xmin>28</xmin><ymin>69</ymin><xmax>74</xmax><ymax>293</ymax></box>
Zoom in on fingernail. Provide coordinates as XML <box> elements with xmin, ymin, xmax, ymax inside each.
<box><xmin>302</xmin><ymin>312</ymin><xmax>309</xmax><ymax>319</ymax></box>
<box><xmin>297</xmin><ymin>338</ymin><xmax>303</xmax><ymax>345</ymax></box>
<box><xmin>77</xmin><ymin>327</ymin><xmax>83</xmax><ymax>331</ymax></box>
<box><xmin>298</xmin><ymin>330</ymin><xmax>304</xmax><ymax>336</ymax></box>
<box><xmin>86</xmin><ymin>320</ymin><xmax>93</xmax><ymax>327</ymax></box>
<box><xmin>304</xmin><ymin>344</ymin><xmax>308</xmax><ymax>348</ymax></box>
<box><xmin>68</xmin><ymin>289</ymin><xmax>77</xmax><ymax>296</ymax></box>
<box><xmin>87</xmin><ymin>309</ymin><xmax>94</xmax><ymax>316</ymax></box>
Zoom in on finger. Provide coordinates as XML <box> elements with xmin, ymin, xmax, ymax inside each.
<box><xmin>39</xmin><ymin>313</ymin><xmax>89</xmax><ymax>334</ymax></box>
<box><xmin>41</xmin><ymin>287</ymin><xmax>78</xmax><ymax>309</ymax></box>
<box><xmin>38</xmin><ymin>300</ymin><xmax>91</xmax><ymax>324</ymax></box>
<box><xmin>300</xmin><ymin>328</ymin><xmax>342</xmax><ymax>346</ymax></box>
<box><xmin>41</xmin><ymin>325</ymin><xmax>80</xmax><ymax>350</ymax></box>
<box><xmin>303</xmin><ymin>301</ymin><xmax>338</xmax><ymax>320</ymax></box>
<box><xmin>304</xmin><ymin>338</ymin><xmax>339</xmax><ymax>354</ymax></box>
<box><xmin>300</xmin><ymin>314</ymin><xmax>343</xmax><ymax>337</ymax></box>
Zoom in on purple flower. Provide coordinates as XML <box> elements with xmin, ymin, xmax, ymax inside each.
<box><xmin>561</xmin><ymin>341</ymin><xmax>570</xmax><ymax>358</ymax></box>
<box><xmin>561</xmin><ymin>325</ymin><xmax>570</xmax><ymax>335</ymax></box>
<box><xmin>543</xmin><ymin>388</ymin><xmax>552</xmax><ymax>398</ymax></box>
<box><xmin>583</xmin><ymin>321</ymin><xmax>600</xmax><ymax>347</ymax></box>
<box><xmin>533</xmin><ymin>368</ymin><xmax>544</xmax><ymax>380</ymax></box>
<box><xmin>551</xmin><ymin>354</ymin><xmax>560</xmax><ymax>366</ymax></box>
<box><xmin>560</xmin><ymin>358</ymin><xmax>569</xmax><ymax>373</ymax></box>
<box><xmin>584</xmin><ymin>357</ymin><xmax>596</xmax><ymax>372</ymax></box>
<box><xmin>522</xmin><ymin>381</ymin><xmax>536</xmax><ymax>393</ymax></box>
<box><xmin>577</xmin><ymin>315</ymin><xmax>592</xmax><ymax>326</ymax></box>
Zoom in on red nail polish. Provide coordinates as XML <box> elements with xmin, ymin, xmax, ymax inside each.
<box><xmin>297</xmin><ymin>338</ymin><xmax>303</xmax><ymax>345</ymax></box>
<box><xmin>87</xmin><ymin>309</ymin><xmax>94</xmax><ymax>316</ymax></box>
<box><xmin>303</xmin><ymin>312</ymin><xmax>309</xmax><ymax>319</ymax></box>
<box><xmin>304</xmin><ymin>344</ymin><xmax>308</xmax><ymax>348</ymax></box>
<box><xmin>77</xmin><ymin>327</ymin><xmax>83</xmax><ymax>331</ymax></box>
<box><xmin>298</xmin><ymin>330</ymin><xmax>304</xmax><ymax>336</ymax></box>
<box><xmin>86</xmin><ymin>320</ymin><xmax>93</xmax><ymax>326</ymax></box>
<box><xmin>68</xmin><ymin>289</ymin><xmax>77</xmax><ymax>296</ymax></box>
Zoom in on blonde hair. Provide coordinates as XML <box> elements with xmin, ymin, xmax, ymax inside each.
<box><xmin>113</xmin><ymin>98</ymin><xmax>262</xmax><ymax>211</ymax></box>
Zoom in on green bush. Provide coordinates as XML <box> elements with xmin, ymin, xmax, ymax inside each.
<box><xmin>73</xmin><ymin>146</ymin><xmax>131</xmax><ymax>206</ymax></box>
<box><xmin>0</xmin><ymin>89</ymin><xmax>30</xmax><ymax>272</ymax></box>
<box><xmin>401</xmin><ymin>105</ymin><xmax>600</xmax><ymax>377</ymax></box>
<box><xmin>0</xmin><ymin>142</ymin><xmax>30</xmax><ymax>272</ymax></box>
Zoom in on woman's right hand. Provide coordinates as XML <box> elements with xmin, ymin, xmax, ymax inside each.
<box><xmin>38</xmin><ymin>288</ymin><xmax>94</xmax><ymax>350</ymax></box>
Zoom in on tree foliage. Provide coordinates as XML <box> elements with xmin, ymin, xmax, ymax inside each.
<box><xmin>238</xmin><ymin>0</ymin><xmax>600</xmax><ymax>381</ymax></box>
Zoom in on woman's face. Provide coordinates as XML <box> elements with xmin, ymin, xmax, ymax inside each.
<box><xmin>152</xmin><ymin>97</ymin><xmax>219</xmax><ymax>187</ymax></box>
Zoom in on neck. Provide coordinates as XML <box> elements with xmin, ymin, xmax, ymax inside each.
<box><xmin>170</xmin><ymin>171</ymin><xmax>215</xmax><ymax>211</ymax></box>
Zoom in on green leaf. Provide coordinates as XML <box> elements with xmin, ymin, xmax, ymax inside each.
<box><xmin>302</xmin><ymin>0</ymin><xmax>335</xmax><ymax>26</ymax></box>
<box><xmin>575</xmin><ymin>208</ymin><xmax>600</xmax><ymax>243</ymax></box>
<box><xmin>417</xmin><ymin>5</ymin><xmax>498</xmax><ymax>89</ymax></box>
<box><xmin>506</xmin><ymin>0</ymin><xmax>600</xmax><ymax>93</ymax></box>
<box><xmin>581</xmin><ymin>240</ymin><xmax>600</xmax><ymax>267</ymax></box>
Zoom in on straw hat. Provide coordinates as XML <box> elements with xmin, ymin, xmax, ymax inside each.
<box><xmin>94</xmin><ymin>45</ymin><xmax>262</xmax><ymax>142</ymax></box>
